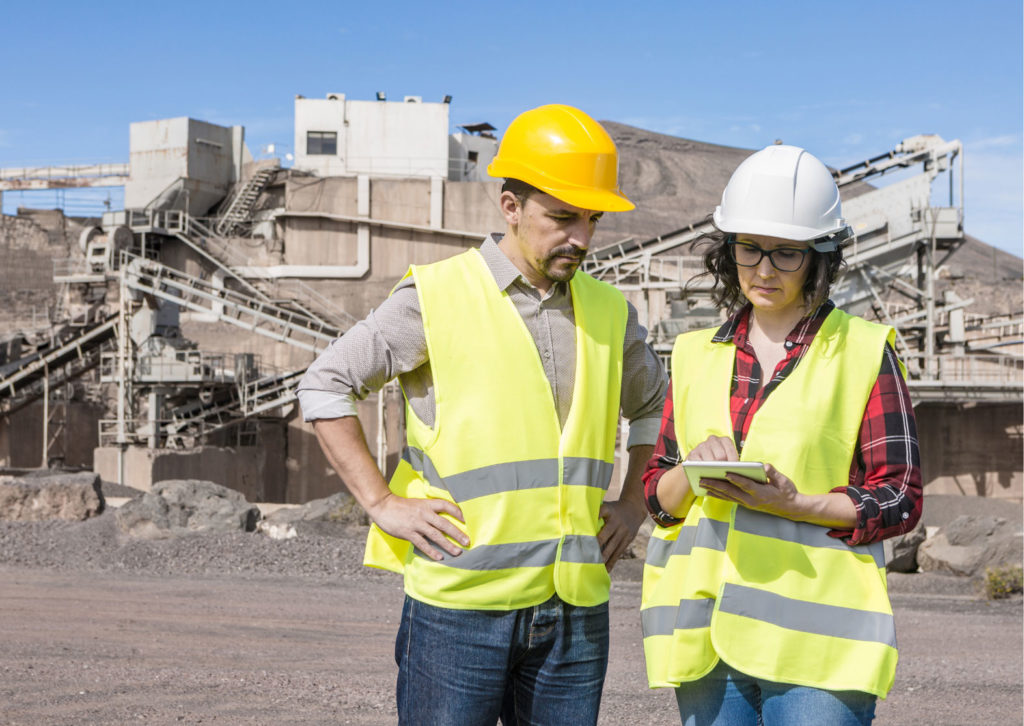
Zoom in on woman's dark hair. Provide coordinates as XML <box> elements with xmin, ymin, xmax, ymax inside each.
<box><xmin>689</xmin><ymin>220</ymin><xmax>845</xmax><ymax>313</ymax></box>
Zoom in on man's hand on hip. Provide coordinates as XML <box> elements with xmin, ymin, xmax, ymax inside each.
<box><xmin>370</xmin><ymin>492</ymin><xmax>469</xmax><ymax>562</ymax></box>
<box><xmin>312</xmin><ymin>416</ymin><xmax>469</xmax><ymax>562</ymax></box>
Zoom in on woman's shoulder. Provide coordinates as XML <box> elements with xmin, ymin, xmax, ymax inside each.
<box><xmin>825</xmin><ymin>306</ymin><xmax>893</xmax><ymax>340</ymax></box>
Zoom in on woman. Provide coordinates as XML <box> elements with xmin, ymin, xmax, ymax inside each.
<box><xmin>640</xmin><ymin>144</ymin><xmax>922</xmax><ymax>726</ymax></box>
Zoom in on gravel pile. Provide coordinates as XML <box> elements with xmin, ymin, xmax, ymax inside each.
<box><xmin>0</xmin><ymin>510</ymin><xmax>387</xmax><ymax>583</ymax></box>
<box><xmin>2</xmin><ymin>484</ymin><xmax>1017</xmax><ymax>599</ymax></box>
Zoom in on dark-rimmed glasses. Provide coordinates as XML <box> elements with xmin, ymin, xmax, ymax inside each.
<box><xmin>727</xmin><ymin>238</ymin><xmax>810</xmax><ymax>272</ymax></box>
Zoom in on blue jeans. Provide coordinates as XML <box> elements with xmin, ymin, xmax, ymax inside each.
<box><xmin>395</xmin><ymin>594</ymin><xmax>609</xmax><ymax>726</ymax></box>
<box><xmin>674</xmin><ymin>661</ymin><xmax>877</xmax><ymax>726</ymax></box>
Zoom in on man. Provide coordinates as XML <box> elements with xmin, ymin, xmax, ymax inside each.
<box><xmin>297</xmin><ymin>104</ymin><xmax>667</xmax><ymax>725</ymax></box>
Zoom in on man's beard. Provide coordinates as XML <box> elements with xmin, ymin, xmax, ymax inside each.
<box><xmin>541</xmin><ymin>245</ymin><xmax>587</xmax><ymax>282</ymax></box>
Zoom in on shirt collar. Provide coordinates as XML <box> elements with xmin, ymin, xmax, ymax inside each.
<box><xmin>479</xmin><ymin>233</ymin><xmax>569</xmax><ymax>297</ymax></box>
<box><xmin>479</xmin><ymin>234</ymin><xmax>523</xmax><ymax>292</ymax></box>
<box><xmin>712</xmin><ymin>300</ymin><xmax>836</xmax><ymax>347</ymax></box>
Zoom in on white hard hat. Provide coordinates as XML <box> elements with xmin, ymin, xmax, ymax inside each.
<box><xmin>713</xmin><ymin>145</ymin><xmax>851</xmax><ymax>252</ymax></box>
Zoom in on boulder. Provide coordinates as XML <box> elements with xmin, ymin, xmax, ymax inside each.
<box><xmin>979</xmin><ymin>532</ymin><xmax>1024</xmax><ymax>574</ymax></box>
<box><xmin>0</xmin><ymin>471</ymin><xmax>104</xmax><ymax>522</ymax></box>
<box><xmin>114</xmin><ymin>492</ymin><xmax>173</xmax><ymax>540</ymax></box>
<box><xmin>265</xmin><ymin>491</ymin><xmax>368</xmax><ymax>527</ymax></box>
<box><xmin>114</xmin><ymin>479</ymin><xmax>260</xmax><ymax>537</ymax></box>
<box><xmin>943</xmin><ymin>515</ymin><xmax>1014</xmax><ymax>545</ymax></box>
<box><xmin>918</xmin><ymin>514</ymin><xmax>1022</xmax><ymax>578</ymax></box>
<box><xmin>258</xmin><ymin>492</ymin><xmax>367</xmax><ymax>540</ymax></box>
<box><xmin>154</xmin><ymin>479</ymin><xmax>260</xmax><ymax>532</ymax></box>
<box><xmin>886</xmin><ymin>524</ymin><xmax>927</xmax><ymax>573</ymax></box>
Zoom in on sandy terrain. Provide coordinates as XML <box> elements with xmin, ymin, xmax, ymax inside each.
<box><xmin>0</xmin><ymin>511</ymin><xmax>1020</xmax><ymax>725</ymax></box>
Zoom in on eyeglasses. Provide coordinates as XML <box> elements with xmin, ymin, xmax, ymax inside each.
<box><xmin>728</xmin><ymin>238</ymin><xmax>810</xmax><ymax>272</ymax></box>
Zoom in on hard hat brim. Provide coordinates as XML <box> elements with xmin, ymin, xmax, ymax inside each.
<box><xmin>713</xmin><ymin>207</ymin><xmax>847</xmax><ymax>243</ymax></box>
<box><xmin>488</xmin><ymin>149</ymin><xmax>635</xmax><ymax>212</ymax></box>
<box><xmin>543</xmin><ymin>186</ymin><xmax>636</xmax><ymax>213</ymax></box>
<box><xmin>489</xmin><ymin>162</ymin><xmax>635</xmax><ymax>212</ymax></box>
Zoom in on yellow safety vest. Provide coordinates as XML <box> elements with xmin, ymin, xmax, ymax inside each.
<box><xmin>364</xmin><ymin>248</ymin><xmax>627</xmax><ymax>610</ymax></box>
<box><xmin>642</xmin><ymin>308</ymin><xmax>900</xmax><ymax>698</ymax></box>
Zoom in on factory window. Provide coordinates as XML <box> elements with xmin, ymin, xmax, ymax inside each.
<box><xmin>307</xmin><ymin>131</ymin><xmax>337</xmax><ymax>155</ymax></box>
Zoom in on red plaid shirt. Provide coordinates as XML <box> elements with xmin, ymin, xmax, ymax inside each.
<box><xmin>642</xmin><ymin>302</ymin><xmax>922</xmax><ymax>545</ymax></box>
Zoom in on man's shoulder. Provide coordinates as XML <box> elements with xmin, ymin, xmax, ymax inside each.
<box><xmin>572</xmin><ymin>270</ymin><xmax>626</xmax><ymax>301</ymax></box>
<box><xmin>414</xmin><ymin>247</ymin><xmax>482</xmax><ymax>277</ymax></box>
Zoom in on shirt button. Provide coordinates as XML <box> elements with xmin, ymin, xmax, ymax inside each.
<box><xmin>785</xmin><ymin>341</ymin><xmax>794</xmax><ymax>349</ymax></box>
<box><xmin>902</xmin><ymin>512</ymin><xmax>909</xmax><ymax>519</ymax></box>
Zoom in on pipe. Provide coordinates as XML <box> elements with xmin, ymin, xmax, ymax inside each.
<box><xmin>277</xmin><ymin>209</ymin><xmax>482</xmax><ymax>240</ymax></box>
<box><xmin>41</xmin><ymin>361</ymin><xmax>48</xmax><ymax>467</ymax></box>
<box><xmin>236</xmin><ymin>224</ymin><xmax>370</xmax><ymax>279</ymax></box>
<box><xmin>237</xmin><ymin>171</ymin><xmax>480</xmax><ymax>279</ymax></box>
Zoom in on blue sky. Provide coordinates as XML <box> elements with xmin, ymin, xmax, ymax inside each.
<box><xmin>1</xmin><ymin>0</ymin><xmax>1021</xmax><ymax>256</ymax></box>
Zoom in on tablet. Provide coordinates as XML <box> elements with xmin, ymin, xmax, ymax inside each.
<box><xmin>682</xmin><ymin>461</ymin><xmax>768</xmax><ymax>497</ymax></box>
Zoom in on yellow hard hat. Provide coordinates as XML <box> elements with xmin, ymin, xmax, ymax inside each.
<box><xmin>487</xmin><ymin>104</ymin><xmax>634</xmax><ymax>212</ymax></box>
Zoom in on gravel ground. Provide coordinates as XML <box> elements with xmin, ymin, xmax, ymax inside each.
<box><xmin>0</xmin><ymin>507</ymin><xmax>1020</xmax><ymax>725</ymax></box>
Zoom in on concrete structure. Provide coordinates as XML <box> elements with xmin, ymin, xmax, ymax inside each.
<box><xmin>0</xmin><ymin>99</ymin><xmax>1019</xmax><ymax>508</ymax></box>
<box><xmin>448</xmin><ymin>124</ymin><xmax>499</xmax><ymax>181</ymax></box>
<box><xmin>125</xmin><ymin>118</ymin><xmax>249</xmax><ymax>216</ymax></box>
<box><xmin>916</xmin><ymin>401</ymin><xmax>1022</xmax><ymax>499</ymax></box>
<box><xmin>0</xmin><ymin>163</ymin><xmax>129</xmax><ymax>192</ymax></box>
<box><xmin>92</xmin><ymin>435</ymin><xmax>285</xmax><ymax>504</ymax></box>
<box><xmin>293</xmin><ymin>93</ymin><xmax>450</xmax><ymax>179</ymax></box>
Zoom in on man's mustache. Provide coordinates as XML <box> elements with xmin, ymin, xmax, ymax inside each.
<box><xmin>547</xmin><ymin>246</ymin><xmax>587</xmax><ymax>262</ymax></box>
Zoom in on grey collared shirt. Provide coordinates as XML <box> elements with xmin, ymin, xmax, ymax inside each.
<box><xmin>297</xmin><ymin>235</ymin><xmax>667</xmax><ymax>448</ymax></box>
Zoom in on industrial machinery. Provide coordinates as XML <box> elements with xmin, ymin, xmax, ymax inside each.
<box><xmin>0</xmin><ymin>128</ymin><xmax>1019</xmax><ymax>479</ymax></box>
<box><xmin>583</xmin><ymin>135</ymin><xmax>1022</xmax><ymax>403</ymax></box>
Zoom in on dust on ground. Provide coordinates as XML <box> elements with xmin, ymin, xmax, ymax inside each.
<box><xmin>0</xmin><ymin>506</ymin><xmax>1020</xmax><ymax>725</ymax></box>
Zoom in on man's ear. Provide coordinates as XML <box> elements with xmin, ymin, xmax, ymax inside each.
<box><xmin>499</xmin><ymin>190</ymin><xmax>521</xmax><ymax>226</ymax></box>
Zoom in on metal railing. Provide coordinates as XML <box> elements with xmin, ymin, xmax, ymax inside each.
<box><xmin>98</xmin><ymin>415</ymin><xmax>256</xmax><ymax>448</ymax></box>
<box><xmin>903</xmin><ymin>353</ymin><xmax>1023</xmax><ymax>384</ymax></box>
<box><xmin>119</xmin><ymin>251</ymin><xmax>339</xmax><ymax>353</ymax></box>
<box><xmin>98</xmin><ymin>349</ymin><xmax>259</xmax><ymax>385</ymax></box>
<box><xmin>110</xmin><ymin>208</ymin><xmax>355</xmax><ymax>331</ymax></box>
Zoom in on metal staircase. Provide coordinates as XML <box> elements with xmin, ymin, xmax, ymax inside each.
<box><xmin>86</xmin><ymin>251</ymin><xmax>344</xmax><ymax>448</ymax></box>
<box><xmin>241</xmin><ymin>368</ymin><xmax>304</xmax><ymax>416</ymax></box>
<box><xmin>215</xmin><ymin>165</ymin><xmax>278</xmax><ymax>237</ymax></box>
<box><xmin>120</xmin><ymin>252</ymin><xmax>340</xmax><ymax>353</ymax></box>
<box><xmin>50</xmin><ymin>207</ymin><xmax>354</xmax><ymax>450</ymax></box>
<box><xmin>112</xmin><ymin>208</ymin><xmax>356</xmax><ymax>331</ymax></box>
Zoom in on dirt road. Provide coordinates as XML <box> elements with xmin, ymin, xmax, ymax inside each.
<box><xmin>1</xmin><ymin>565</ymin><xmax>1019</xmax><ymax>725</ymax></box>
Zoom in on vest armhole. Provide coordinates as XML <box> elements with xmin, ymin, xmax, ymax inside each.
<box><xmin>405</xmin><ymin>262</ymin><xmax>445</xmax><ymax>450</ymax></box>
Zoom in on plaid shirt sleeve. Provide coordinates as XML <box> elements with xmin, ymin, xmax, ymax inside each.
<box><xmin>828</xmin><ymin>343</ymin><xmax>923</xmax><ymax>545</ymax></box>
<box><xmin>642</xmin><ymin>381</ymin><xmax>686</xmax><ymax>527</ymax></box>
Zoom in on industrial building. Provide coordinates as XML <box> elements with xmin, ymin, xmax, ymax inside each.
<box><xmin>0</xmin><ymin>93</ymin><xmax>1020</xmax><ymax>504</ymax></box>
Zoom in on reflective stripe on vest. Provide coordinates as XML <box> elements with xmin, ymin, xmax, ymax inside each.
<box><xmin>363</xmin><ymin>248</ymin><xmax>626</xmax><ymax>610</ymax></box>
<box><xmin>401</xmin><ymin>446</ymin><xmax>614</xmax><ymax>502</ymax></box>
<box><xmin>641</xmin><ymin>308</ymin><xmax>901</xmax><ymax>697</ymax></box>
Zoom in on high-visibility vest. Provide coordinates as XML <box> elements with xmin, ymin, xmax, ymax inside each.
<box><xmin>364</xmin><ymin>248</ymin><xmax>627</xmax><ymax>610</ymax></box>
<box><xmin>642</xmin><ymin>308</ymin><xmax>901</xmax><ymax>698</ymax></box>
